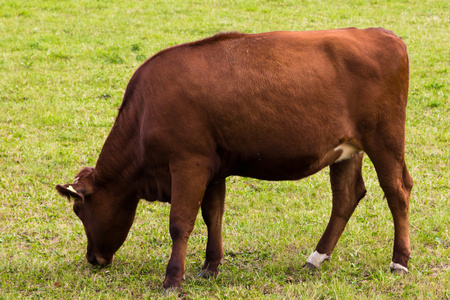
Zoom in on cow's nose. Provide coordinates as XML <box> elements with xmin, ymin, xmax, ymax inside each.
<box><xmin>87</xmin><ymin>253</ymin><xmax>99</xmax><ymax>265</ymax></box>
<box><xmin>86</xmin><ymin>253</ymin><xmax>114</xmax><ymax>266</ymax></box>
<box><xmin>96</xmin><ymin>254</ymin><xmax>114</xmax><ymax>266</ymax></box>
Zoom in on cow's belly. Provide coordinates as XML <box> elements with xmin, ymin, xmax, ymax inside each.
<box><xmin>223</xmin><ymin>143</ymin><xmax>361</xmax><ymax>181</ymax></box>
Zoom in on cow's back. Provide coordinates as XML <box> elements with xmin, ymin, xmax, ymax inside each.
<box><xmin>124</xmin><ymin>28</ymin><xmax>408</xmax><ymax>180</ymax></box>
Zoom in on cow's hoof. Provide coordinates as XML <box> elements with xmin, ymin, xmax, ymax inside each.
<box><xmin>197</xmin><ymin>269</ymin><xmax>218</xmax><ymax>279</ymax></box>
<box><xmin>390</xmin><ymin>267</ymin><xmax>408</xmax><ymax>275</ymax></box>
<box><xmin>391</xmin><ymin>268</ymin><xmax>408</xmax><ymax>275</ymax></box>
<box><xmin>390</xmin><ymin>262</ymin><xmax>408</xmax><ymax>275</ymax></box>
<box><xmin>302</xmin><ymin>262</ymin><xmax>319</xmax><ymax>271</ymax></box>
<box><xmin>162</xmin><ymin>286</ymin><xmax>183</xmax><ymax>296</ymax></box>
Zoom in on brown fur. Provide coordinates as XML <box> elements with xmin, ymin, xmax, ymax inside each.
<box><xmin>56</xmin><ymin>28</ymin><xmax>413</xmax><ymax>290</ymax></box>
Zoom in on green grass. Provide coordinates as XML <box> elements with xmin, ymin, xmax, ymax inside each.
<box><xmin>1</xmin><ymin>0</ymin><xmax>449</xmax><ymax>298</ymax></box>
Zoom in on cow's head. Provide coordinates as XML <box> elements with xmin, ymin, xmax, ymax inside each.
<box><xmin>56</xmin><ymin>167</ymin><xmax>138</xmax><ymax>266</ymax></box>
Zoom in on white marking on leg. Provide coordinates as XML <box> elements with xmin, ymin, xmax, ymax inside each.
<box><xmin>306</xmin><ymin>250</ymin><xmax>331</xmax><ymax>268</ymax></box>
<box><xmin>334</xmin><ymin>143</ymin><xmax>360</xmax><ymax>162</ymax></box>
<box><xmin>390</xmin><ymin>261</ymin><xmax>408</xmax><ymax>272</ymax></box>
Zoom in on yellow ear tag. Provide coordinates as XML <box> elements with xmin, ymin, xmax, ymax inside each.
<box><xmin>67</xmin><ymin>185</ymin><xmax>77</xmax><ymax>194</ymax></box>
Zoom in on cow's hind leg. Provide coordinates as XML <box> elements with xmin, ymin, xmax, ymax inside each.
<box><xmin>305</xmin><ymin>152</ymin><xmax>366</xmax><ymax>269</ymax></box>
<box><xmin>198</xmin><ymin>179</ymin><xmax>226</xmax><ymax>278</ymax></box>
<box><xmin>367</xmin><ymin>149</ymin><xmax>413</xmax><ymax>274</ymax></box>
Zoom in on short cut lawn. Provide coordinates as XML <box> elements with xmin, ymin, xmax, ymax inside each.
<box><xmin>0</xmin><ymin>0</ymin><xmax>449</xmax><ymax>299</ymax></box>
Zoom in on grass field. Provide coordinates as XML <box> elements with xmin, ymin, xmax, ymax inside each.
<box><xmin>1</xmin><ymin>0</ymin><xmax>449</xmax><ymax>298</ymax></box>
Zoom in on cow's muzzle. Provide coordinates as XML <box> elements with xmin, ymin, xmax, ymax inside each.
<box><xmin>87</xmin><ymin>253</ymin><xmax>114</xmax><ymax>266</ymax></box>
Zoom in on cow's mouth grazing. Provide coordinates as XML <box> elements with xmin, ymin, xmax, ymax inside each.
<box><xmin>87</xmin><ymin>253</ymin><xmax>114</xmax><ymax>266</ymax></box>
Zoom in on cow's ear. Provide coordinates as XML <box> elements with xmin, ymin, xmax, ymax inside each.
<box><xmin>56</xmin><ymin>167</ymin><xmax>95</xmax><ymax>201</ymax></box>
<box><xmin>56</xmin><ymin>183</ymin><xmax>85</xmax><ymax>202</ymax></box>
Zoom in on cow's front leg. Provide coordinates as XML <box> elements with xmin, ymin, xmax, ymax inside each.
<box><xmin>305</xmin><ymin>152</ymin><xmax>366</xmax><ymax>270</ymax></box>
<box><xmin>163</xmin><ymin>160</ymin><xmax>211</xmax><ymax>290</ymax></box>
<box><xmin>199</xmin><ymin>179</ymin><xmax>226</xmax><ymax>278</ymax></box>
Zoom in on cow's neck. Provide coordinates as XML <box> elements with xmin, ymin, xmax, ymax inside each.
<box><xmin>92</xmin><ymin>104</ymin><xmax>143</xmax><ymax>196</ymax></box>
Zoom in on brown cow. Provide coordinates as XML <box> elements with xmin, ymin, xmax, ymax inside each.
<box><xmin>56</xmin><ymin>27</ymin><xmax>413</xmax><ymax>290</ymax></box>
